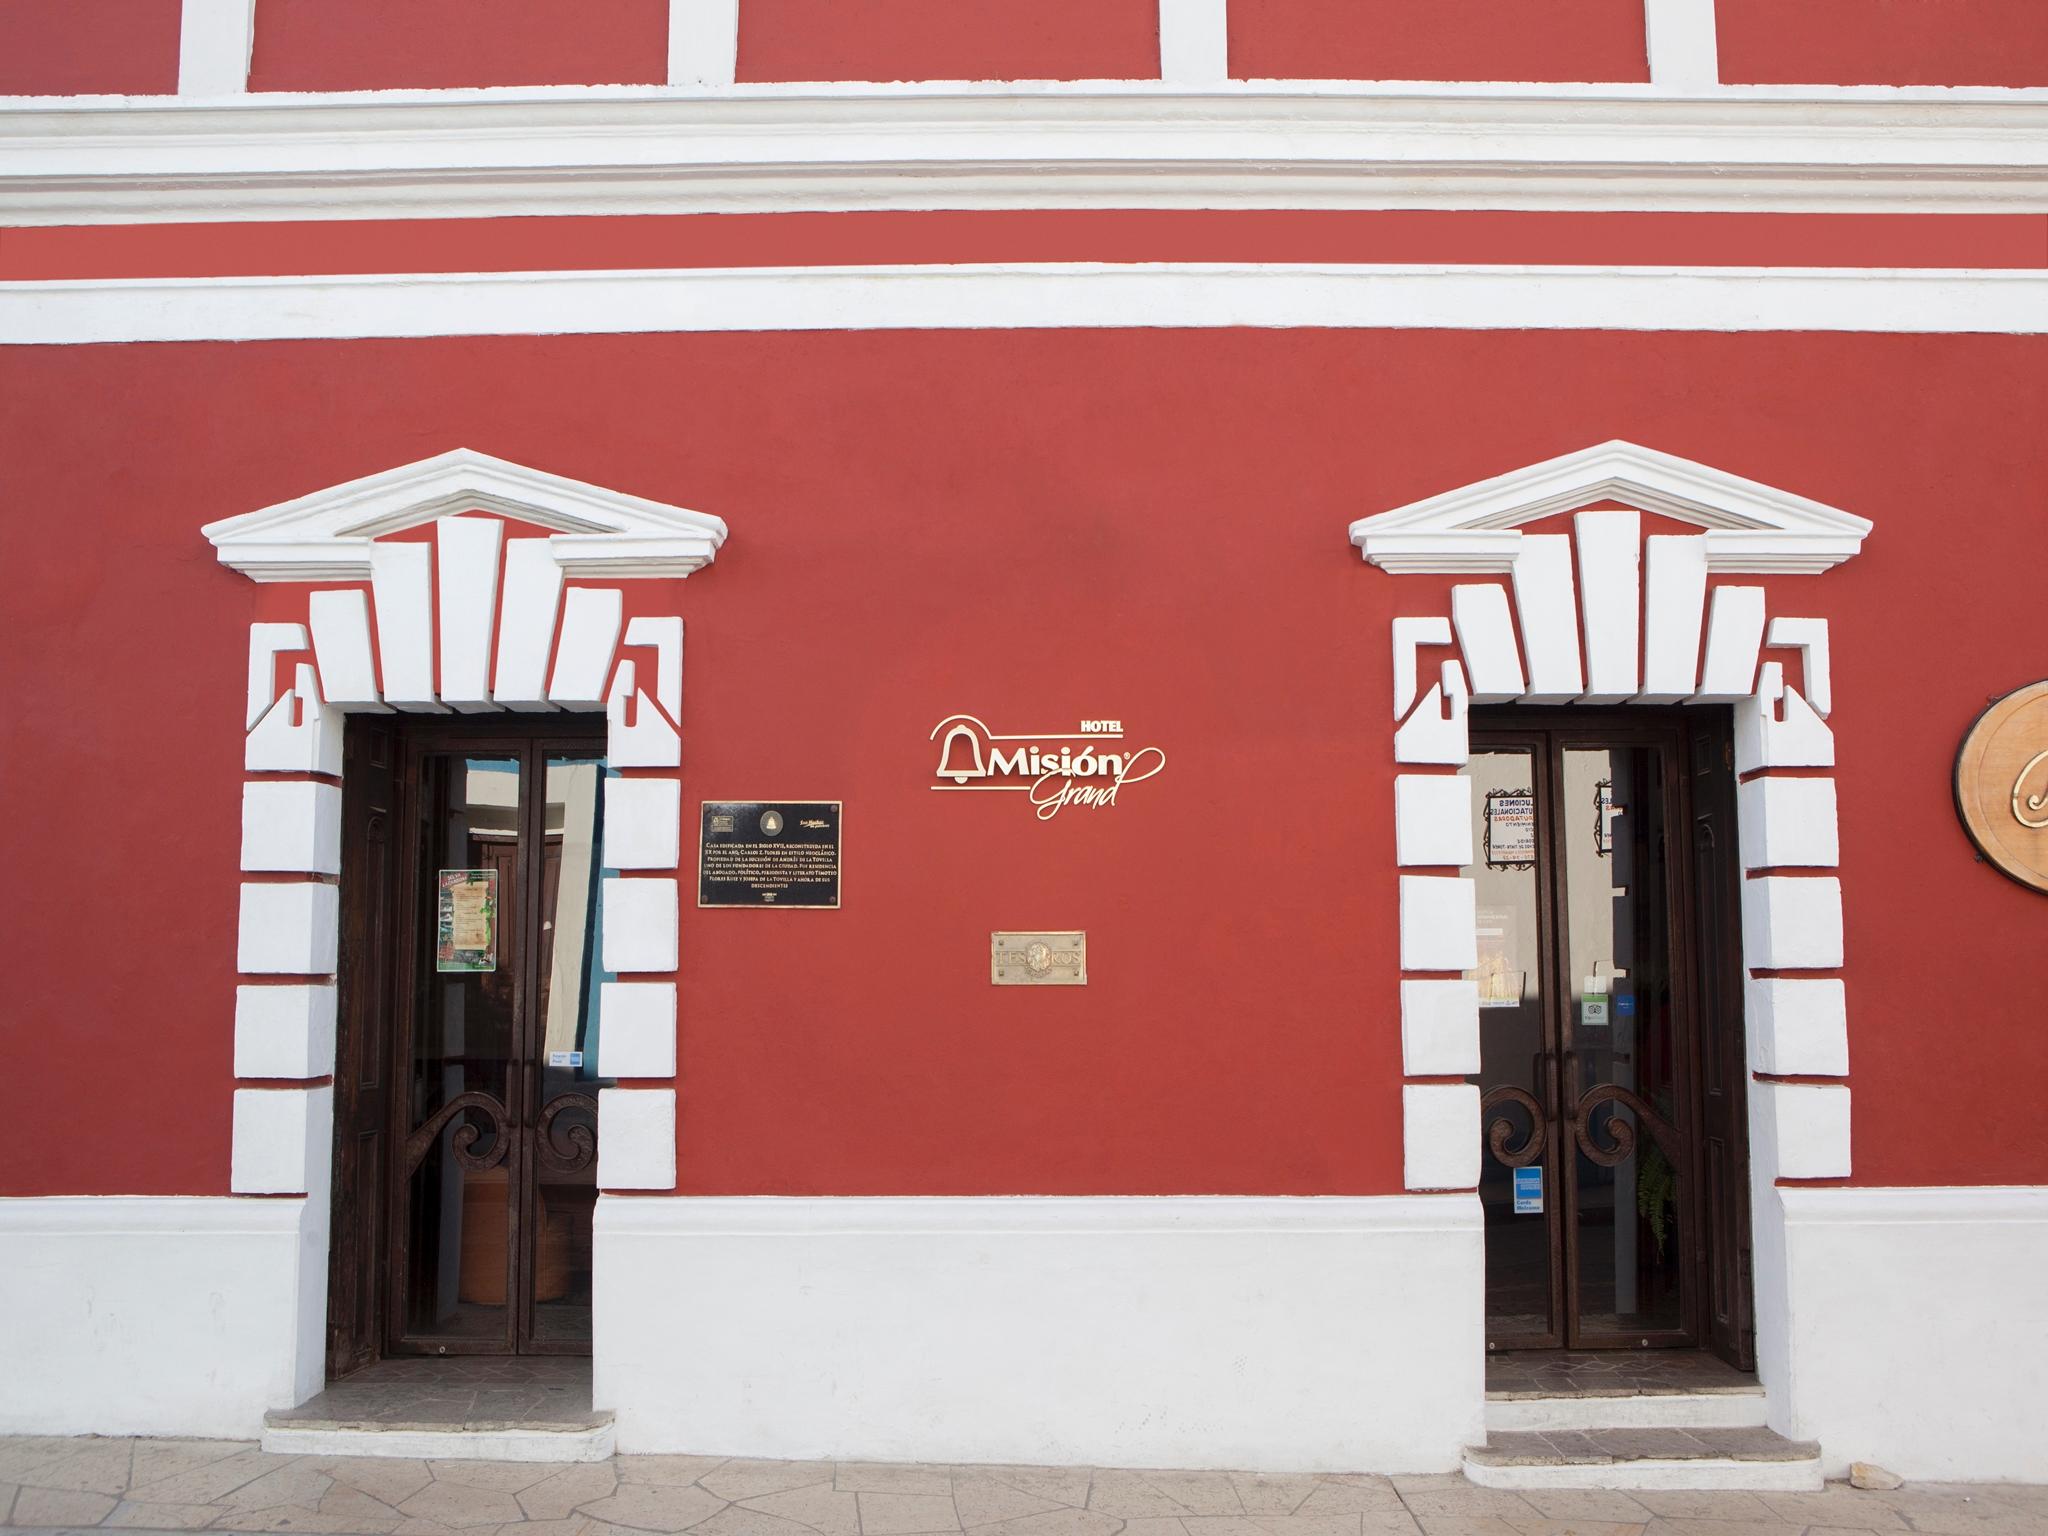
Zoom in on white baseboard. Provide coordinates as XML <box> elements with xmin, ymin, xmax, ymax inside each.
<box><xmin>261</xmin><ymin>1421</ymin><xmax>616</xmax><ymax>1461</ymax></box>
<box><xmin>592</xmin><ymin>1194</ymin><xmax>1485</xmax><ymax>1472</ymax></box>
<box><xmin>0</xmin><ymin>1195</ymin><xmax>326</xmax><ymax>1438</ymax></box>
<box><xmin>1774</xmin><ymin>1184</ymin><xmax>2048</xmax><ymax>1482</ymax></box>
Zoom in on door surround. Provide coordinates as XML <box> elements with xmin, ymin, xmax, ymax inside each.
<box><xmin>1350</xmin><ymin>440</ymin><xmax>1863</xmax><ymax>1407</ymax></box>
<box><xmin>205</xmin><ymin>449</ymin><xmax>722</xmax><ymax>1403</ymax></box>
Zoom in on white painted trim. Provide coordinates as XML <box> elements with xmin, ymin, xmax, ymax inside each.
<box><xmin>604</xmin><ymin>776</ymin><xmax>683</xmax><ymax>869</ymax></box>
<box><xmin>262</xmin><ymin>1419</ymin><xmax>616</xmax><ymax>1460</ymax></box>
<box><xmin>233</xmin><ymin>983</ymin><xmax>338</xmax><ymax>1079</ymax></box>
<box><xmin>1351</xmin><ymin>440</ymin><xmax>1874</xmax><ymax>576</ymax></box>
<box><xmin>1463</xmin><ymin>1452</ymin><xmax>1821</xmax><ymax>1492</ymax></box>
<box><xmin>235</xmin><ymin>880</ymin><xmax>339</xmax><ymax>974</ymax></box>
<box><xmin>202</xmin><ymin>447</ymin><xmax>728</xmax><ymax>582</ymax></box>
<box><xmin>230</xmin><ymin>1085</ymin><xmax>334</xmax><ymax>1195</ymax></box>
<box><xmin>1158</xmin><ymin>0</ymin><xmax>1228</xmax><ymax>87</ymax></box>
<box><xmin>1400</xmin><ymin>978</ymin><xmax>1481</xmax><ymax>1078</ymax></box>
<box><xmin>668</xmin><ymin>0</ymin><xmax>740</xmax><ymax>89</ymax></box>
<box><xmin>597</xmin><ymin>1087</ymin><xmax>679</xmax><ymax>1190</ymax></box>
<box><xmin>1391</xmin><ymin>616</ymin><xmax>1452</xmax><ymax>719</ymax></box>
<box><xmin>1750</xmin><ymin>1079</ymin><xmax>1852</xmax><ymax>1181</ymax></box>
<box><xmin>1398</xmin><ymin>874</ymin><xmax>1478</xmax><ymax>972</ymax></box>
<box><xmin>7</xmin><ymin>265</ymin><xmax>2044</xmax><ymax>347</ymax></box>
<box><xmin>602</xmin><ymin>877</ymin><xmax>681</xmax><ymax>972</ymax></box>
<box><xmin>3</xmin><ymin>88</ymin><xmax>2046</xmax><ymax>224</ymax></box>
<box><xmin>176</xmin><ymin>0</ymin><xmax>256</xmax><ymax>97</ymax></box>
<box><xmin>1739</xmin><ymin>874</ymin><xmax>1844</xmax><ymax>970</ymax></box>
<box><xmin>598</xmin><ymin>982</ymin><xmax>678</xmax><ymax>1078</ymax></box>
<box><xmin>1643</xmin><ymin>0</ymin><xmax>1719</xmax><ymax>96</ymax></box>
<box><xmin>593</xmin><ymin>1193</ymin><xmax>1485</xmax><ymax>1468</ymax></box>
<box><xmin>1745</xmin><ymin>976</ymin><xmax>1848</xmax><ymax>1077</ymax></box>
<box><xmin>1402</xmin><ymin>1083</ymin><xmax>1481</xmax><ymax>1192</ymax></box>
<box><xmin>1394</xmin><ymin>773</ymin><xmax>1473</xmax><ymax>867</ymax></box>
<box><xmin>1736</xmin><ymin>775</ymin><xmax>1840</xmax><ymax>869</ymax></box>
<box><xmin>240</xmin><ymin>780</ymin><xmax>343</xmax><ymax>875</ymax></box>
<box><xmin>1486</xmin><ymin>1392</ymin><xmax>1768</xmax><ymax>1432</ymax></box>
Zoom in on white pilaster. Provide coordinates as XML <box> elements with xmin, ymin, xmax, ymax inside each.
<box><xmin>668</xmin><ymin>0</ymin><xmax>740</xmax><ymax>87</ymax></box>
<box><xmin>598</xmin><ymin>1088</ymin><xmax>678</xmax><ymax>1190</ymax></box>
<box><xmin>178</xmin><ymin>0</ymin><xmax>257</xmax><ymax>96</ymax></box>
<box><xmin>1158</xmin><ymin>0</ymin><xmax>1228</xmax><ymax>85</ymax></box>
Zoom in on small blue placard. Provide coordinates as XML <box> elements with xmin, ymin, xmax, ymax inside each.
<box><xmin>1616</xmin><ymin>993</ymin><xmax>1636</xmax><ymax>1016</ymax></box>
<box><xmin>1513</xmin><ymin>1165</ymin><xmax>1544</xmax><ymax>1214</ymax></box>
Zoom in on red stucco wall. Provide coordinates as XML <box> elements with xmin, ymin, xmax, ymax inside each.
<box><xmin>1717</xmin><ymin>0</ymin><xmax>2048</xmax><ymax>87</ymax></box>
<box><xmin>0</xmin><ymin>0</ymin><xmax>181</xmax><ymax>95</ymax></box>
<box><xmin>735</xmin><ymin>0</ymin><xmax>1159</xmax><ymax>83</ymax></box>
<box><xmin>247</xmin><ymin>0</ymin><xmax>667</xmax><ymax>91</ymax></box>
<box><xmin>1</xmin><ymin>328</ymin><xmax>2043</xmax><ymax>1198</ymax></box>
<box><xmin>1229</xmin><ymin>0</ymin><xmax>1649</xmax><ymax>82</ymax></box>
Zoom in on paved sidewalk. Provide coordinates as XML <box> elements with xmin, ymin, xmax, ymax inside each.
<box><xmin>1</xmin><ymin>1438</ymin><xmax>2042</xmax><ymax>1536</ymax></box>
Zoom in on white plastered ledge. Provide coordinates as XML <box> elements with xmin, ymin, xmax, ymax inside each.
<box><xmin>592</xmin><ymin>1194</ymin><xmax>1484</xmax><ymax>1469</ymax></box>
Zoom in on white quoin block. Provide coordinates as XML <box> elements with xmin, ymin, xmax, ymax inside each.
<box><xmin>246</xmin><ymin>622</ymin><xmax>308</xmax><ymax>729</ymax></box>
<box><xmin>1736</xmin><ymin>664</ymin><xmax>1836</xmax><ymax>773</ymax></box>
<box><xmin>1158</xmin><ymin>0</ymin><xmax>1228</xmax><ymax>83</ymax></box>
<box><xmin>1696</xmin><ymin>585</ymin><xmax>1767</xmax><ymax>701</ymax></box>
<box><xmin>236</xmin><ymin>881</ymin><xmax>340</xmax><ymax>975</ymax></box>
<box><xmin>1394</xmin><ymin>773</ymin><xmax>1474</xmax><ymax>868</ymax></box>
<box><xmin>492</xmin><ymin>538</ymin><xmax>566</xmax><ymax>709</ymax></box>
<box><xmin>1400</xmin><ymin>978</ymin><xmax>1481</xmax><ymax>1077</ymax></box>
<box><xmin>1765</xmin><ymin>616</ymin><xmax>1833</xmax><ymax>718</ymax></box>
<box><xmin>1402</xmin><ymin>1083</ymin><xmax>1481</xmax><ymax>1192</ymax></box>
<box><xmin>369</xmin><ymin>541</ymin><xmax>437</xmax><ymax>709</ymax></box>
<box><xmin>1746</xmin><ymin>976</ymin><xmax>1849</xmax><ymax>1077</ymax></box>
<box><xmin>1451</xmin><ymin>584</ymin><xmax>1526</xmax><ymax>703</ymax></box>
<box><xmin>1740</xmin><ymin>875</ymin><xmax>1844</xmax><ymax>971</ymax></box>
<box><xmin>1510</xmin><ymin>535</ymin><xmax>1583</xmax><ymax>702</ymax></box>
<box><xmin>240</xmin><ymin>780</ymin><xmax>342</xmax><ymax>875</ymax></box>
<box><xmin>604</xmin><ymin>776</ymin><xmax>682</xmax><ymax>870</ymax></box>
<box><xmin>436</xmin><ymin>515</ymin><xmax>505</xmax><ymax>711</ymax></box>
<box><xmin>600</xmin><ymin>982</ymin><xmax>678</xmax><ymax>1079</ymax></box>
<box><xmin>550</xmin><ymin>587</ymin><xmax>625</xmax><ymax>706</ymax></box>
<box><xmin>1394</xmin><ymin>662</ymin><xmax>1470</xmax><ymax>767</ymax></box>
<box><xmin>598</xmin><ymin>1087</ymin><xmax>678</xmax><ymax>1190</ymax></box>
<box><xmin>1391</xmin><ymin>616</ymin><xmax>1452</xmax><ymax>720</ymax></box>
<box><xmin>233</xmin><ymin>983</ymin><xmax>338</xmax><ymax>1080</ymax></box>
<box><xmin>1639</xmin><ymin>534</ymin><xmax>1709</xmax><ymax>702</ymax></box>
<box><xmin>1399</xmin><ymin>875</ymin><xmax>1478</xmax><ymax>972</ymax></box>
<box><xmin>1574</xmin><ymin>510</ymin><xmax>1641</xmax><ymax>701</ymax></box>
<box><xmin>608</xmin><ymin>660</ymin><xmax>683</xmax><ymax>770</ymax></box>
<box><xmin>231</xmin><ymin>1085</ymin><xmax>334</xmax><ymax>1195</ymax></box>
<box><xmin>247</xmin><ymin>663</ymin><xmax>344</xmax><ymax>777</ymax></box>
<box><xmin>1737</xmin><ymin>775</ymin><xmax>1840</xmax><ymax>869</ymax></box>
<box><xmin>1751</xmin><ymin>1079</ymin><xmax>1851</xmax><ymax>1181</ymax></box>
<box><xmin>308</xmin><ymin>588</ymin><xmax>383</xmax><ymax>710</ymax></box>
<box><xmin>603</xmin><ymin>877</ymin><xmax>679</xmax><ymax>974</ymax></box>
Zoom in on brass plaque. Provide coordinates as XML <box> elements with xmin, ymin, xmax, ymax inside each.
<box><xmin>1955</xmin><ymin>680</ymin><xmax>2048</xmax><ymax>895</ymax></box>
<box><xmin>992</xmin><ymin>931</ymin><xmax>1087</xmax><ymax>986</ymax></box>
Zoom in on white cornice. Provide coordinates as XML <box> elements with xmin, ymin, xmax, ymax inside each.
<box><xmin>201</xmin><ymin>448</ymin><xmax>728</xmax><ymax>580</ymax></box>
<box><xmin>7</xmin><ymin>264</ymin><xmax>2044</xmax><ymax>345</ymax></box>
<box><xmin>2</xmin><ymin>85</ymin><xmax>2047</xmax><ymax>223</ymax></box>
<box><xmin>1350</xmin><ymin>440</ymin><xmax>1873</xmax><ymax>575</ymax></box>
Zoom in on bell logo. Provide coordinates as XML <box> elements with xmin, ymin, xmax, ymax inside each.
<box><xmin>927</xmin><ymin>713</ymin><xmax>1166</xmax><ymax>820</ymax></box>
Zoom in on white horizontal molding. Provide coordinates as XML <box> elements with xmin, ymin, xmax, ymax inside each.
<box><xmin>2</xmin><ymin>88</ymin><xmax>2047</xmax><ymax>224</ymax></box>
<box><xmin>202</xmin><ymin>448</ymin><xmax>727</xmax><ymax>582</ymax></box>
<box><xmin>1352</xmin><ymin>440</ymin><xmax>1873</xmax><ymax>576</ymax></box>
<box><xmin>9</xmin><ymin>265</ymin><xmax>2044</xmax><ymax>348</ymax></box>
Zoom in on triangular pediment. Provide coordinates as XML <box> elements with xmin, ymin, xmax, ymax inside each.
<box><xmin>1349</xmin><ymin>440</ymin><xmax>1871</xmax><ymax>575</ymax></box>
<box><xmin>202</xmin><ymin>448</ymin><xmax>728</xmax><ymax>581</ymax></box>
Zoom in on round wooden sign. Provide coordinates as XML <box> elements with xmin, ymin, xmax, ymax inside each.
<box><xmin>1954</xmin><ymin>680</ymin><xmax>2048</xmax><ymax>895</ymax></box>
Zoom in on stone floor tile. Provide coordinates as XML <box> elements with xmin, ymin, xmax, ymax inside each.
<box><xmin>103</xmin><ymin>1496</ymin><xmax>222</xmax><ymax>1528</ymax></box>
<box><xmin>314</xmin><ymin>1484</ymin><xmax>408</xmax><ymax>1526</ymax></box>
<box><xmin>1627</xmin><ymin>1498</ymin><xmax>1775</xmax><ymax>1523</ymax></box>
<box><xmin>702</xmin><ymin>1467</ymin><xmax>838</xmax><ymax>1504</ymax></box>
<box><xmin>493</xmin><ymin>1520</ymin><xmax>594</xmax><ymax>1536</ymax></box>
<box><xmin>396</xmin><ymin>1481</ymin><xmax>528</xmax><ymax>1530</ymax></box>
<box><xmin>1635</xmin><ymin>1519</ymin><xmax>1802</xmax><ymax>1536</ymax></box>
<box><xmin>1230</xmin><ymin>1478</ymin><xmax>1322</xmax><ymax>1517</ymax></box>
<box><xmin>18</xmin><ymin>1440</ymin><xmax>136</xmax><ymax>1495</ymax></box>
<box><xmin>1121</xmin><ymin>1520</ymin><xmax>1192</xmax><ymax>1536</ymax></box>
<box><xmin>738</xmin><ymin>1480</ymin><xmax>859</xmax><ymax>1536</ymax></box>
<box><xmin>1248</xmin><ymin>1514</ymin><xmax>1376</xmax><ymax>1536</ymax></box>
<box><xmin>615</xmin><ymin>1460</ymin><xmax>727</xmax><ymax>1491</ymax></box>
<box><xmin>211</xmin><ymin>1502</ymin><xmax>401</xmax><ymax>1533</ymax></box>
<box><xmin>518</xmin><ymin>1466</ymin><xmax>620</xmax><ymax>1522</ymax></box>
<box><xmin>961</xmin><ymin>1511</ymin><xmax>1124</xmax><ymax>1536</ymax></box>
<box><xmin>425</xmin><ymin>1464</ymin><xmax>554</xmax><ymax>1495</ymax></box>
<box><xmin>971</xmin><ymin>1472</ymin><xmax>1092</xmax><ymax>1511</ymax></box>
<box><xmin>856</xmin><ymin>1492</ymin><xmax>960</xmax><ymax>1535</ymax></box>
<box><xmin>1140</xmin><ymin>1476</ymin><xmax>1246</xmax><ymax>1518</ymax></box>
<box><xmin>1345</xmin><ymin>1513</ymin><xmax>1422</xmax><ymax>1536</ymax></box>
<box><xmin>1295</xmin><ymin>1483</ymin><xmax>1407</xmax><ymax>1517</ymax></box>
<box><xmin>1751</xmin><ymin>1492</ymin><xmax>1908</xmax><ymax>1530</ymax></box>
<box><xmin>1388</xmin><ymin>1478</ymin><xmax>1470</xmax><ymax>1495</ymax></box>
<box><xmin>127</xmin><ymin>1450</ymin><xmax>283</xmax><ymax>1507</ymax></box>
<box><xmin>952</xmin><ymin>1480</ymin><xmax>1068</xmax><ymax>1531</ymax></box>
<box><xmin>130</xmin><ymin>1444</ymin><xmax>259</xmax><ymax>1492</ymax></box>
<box><xmin>1170</xmin><ymin>1517</ymin><xmax>1272</xmax><ymax>1536</ymax></box>
<box><xmin>689</xmin><ymin>1508</ymin><xmax>826</xmax><ymax>1536</ymax></box>
<box><xmin>7</xmin><ymin>1483</ymin><xmax>121</xmax><ymax>1526</ymax></box>
<box><xmin>574</xmin><ymin>1484</ymin><xmax>726</xmax><ymax>1533</ymax></box>
<box><xmin>1086</xmin><ymin>1474</ymin><xmax>1192</xmax><ymax>1519</ymax></box>
<box><xmin>836</xmin><ymin>1469</ymin><xmax>953</xmax><ymax>1499</ymax></box>
<box><xmin>318</xmin><ymin>1463</ymin><xmax>437</xmax><ymax>1508</ymax></box>
<box><xmin>0</xmin><ymin>1439</ymin><xmax>83</xmax><ymax>1484</ymax></box>
<box><xmin>0</xmin><ymin>1484</ymin><xmax>13</xmax><ymax>1523</ymax></box>
<box><xmin>219</xmin><ymin>1464</ymin><xmax>335</xmax><ymax>1513</ymax></box>
<box><xmin>391</xmin><ymin>1519</ymin><xmax>461</xmax><ymax>1536</ymax></box>
<box><xmin>1516</xmin><ymin>1491</ymin><xmax>1655</xmax><ymax>1522</ymax></box>
<box><xmin>1409</xmin><ymin>1518</ymin><xmax>1522</xmax><ymax>1536</ymax></box>
<box><xmin>1398</xmin><ymin>1491</ymin><xmax>1547</xmax><ymax>1523</ymax></box>
<box><xmin>1502</xmin><ymin>1521</ymin><xmax>1647</xmax><ymax>1536</ymax></box>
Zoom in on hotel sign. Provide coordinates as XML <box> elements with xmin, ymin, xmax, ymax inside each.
<box><xmin>1954</xmin><ymin>680</ymin><xmax>2048</xmax><ymax>895</ymax></box>
<box><xmin>929</xmin><ymin>714</ymin><xmax>1167</xmax><ymax>821</ymax></box>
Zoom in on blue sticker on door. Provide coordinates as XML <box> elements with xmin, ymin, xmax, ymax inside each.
<box><xmin>1513</xmin><ymin>1165</ymin><xmax>1544</xmax><ymax>1214</ymax></box>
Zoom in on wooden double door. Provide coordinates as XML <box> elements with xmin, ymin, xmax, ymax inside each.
<box><xmin>1469</xmin><ymin>709</ymin><xmax>1753</xmax><ymax>1366</ymax></box>
<box><xmin>327</xmin><ymin>717</ymin><xmax>611</xmax><ymax>1373</ymax></box>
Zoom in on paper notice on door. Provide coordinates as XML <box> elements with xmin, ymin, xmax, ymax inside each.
<box><xmin>437</xmin><ymin>869</ymin><xmax>497</xmax><ymax>973</ymax></box>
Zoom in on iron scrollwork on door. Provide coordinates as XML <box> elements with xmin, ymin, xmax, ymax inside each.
<box><xmin>1570</xmin><ymin>1082</ymin><xmax>1681</xmax><ymax>1166</ymax></box>
<box><xmin>1481</xmin><ymin>1085</ymin><xmax>1548</xmax><ymax>1167</ymax></box>
<box><xmin>402</xmin><ymin>1090</ymin><xmax>510</xmax><ymax>1174</ymax></box>
<box><xmin>536</xmin><ymin>1092</ymin><xmax>600</xmax><ymax>1174</ymax></box>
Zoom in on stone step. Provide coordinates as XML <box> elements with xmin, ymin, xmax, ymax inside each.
<box><xmin>1487</xmin><ymin>1386</ymin><xmax>1768</xmax><ymax>1432</ymax></box>
<box><xmin>261</xmin><ymin>1407</ymin><xmax>615</xmax><ymax>1462</ymax></box>
<box><xmin>1463</xmin><ymin>1426</ymin><xmax>1823</xmax><ymax>1491</ymax></box>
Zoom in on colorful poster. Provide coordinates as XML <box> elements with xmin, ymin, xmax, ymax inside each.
<box><xmin>436</xmin><ymin>869</ymin><xmax>497</xmax><ymax>972</ymax></box>
<box><xmin>1483</xmin><ymin>788</ymin><xmax>1536</xmax><ymax>869</ymax></box>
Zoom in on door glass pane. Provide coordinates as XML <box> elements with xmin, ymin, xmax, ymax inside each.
<box><xmin>1466</xmin><ymin>748</ymin><xmax>1552</xmax><ymax>1343</ymax></box>
<box><xmin>1561</xmin><ymin>745</ymin><xmax>1685</xmax><ymax>1339</ymax></box>
<box><xmin>404</xmin><ymin>753</ymin><xmax>522</xmax><ymax>1344</ymax></box>
<box><xmin>530</xmin><ymin>754</ymin><xmax>609</xmax><ymax>1346</ymax></box>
